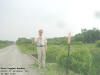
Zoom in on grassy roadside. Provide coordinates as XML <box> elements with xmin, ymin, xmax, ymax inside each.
<box><xmin>0</xmin><ymin>45</ymin><xmax>10</xmax><ymax>49</ymax></box>
<box><xmin>33</xmin><ymin>63</ymin><xmax>79</xmax><ymax>75</ymax></box>
<box><xmin>0</xmin><ymin>40</ymin><xmax>13</xmax><ymax>49</ymax></box>
<box><xmin>33</xmin><ymin>44</ymin><xmax>100</xmax><ymax>75</ymax></box>
<box><xmin>17</xmin><ymin>44</ymin><xmax>37</xmax><ymax>54</ymax></box>
<box><xmin>17</xmin><ymin>44</ymin><xmax>100</xmax><ymax>75</ymax></box>
<box><xmin>17</xmin><ymin>44</ymin><xmax>68</xmax><ymax>75</ymax></box>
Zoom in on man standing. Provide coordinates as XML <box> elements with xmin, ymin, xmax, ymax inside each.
<box><xmin>34</xmin><ymin>29</ymin><xmax>47</xmax><ymax>69</ymax></box>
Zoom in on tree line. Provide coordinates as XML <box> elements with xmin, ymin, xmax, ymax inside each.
<box><xmin>0</xmin><ymin>40</ymin><xmax>14</xmax><ymax>48</ymax></box>
<box><xmin>16</xmin><ymin>28</ymin><xmax>100</xmax><ymax>45</ymax></box>
<box><xmin>72</xmin><ymin>28</ymin><xmax>100</xmax><ymax>43</ymax></box>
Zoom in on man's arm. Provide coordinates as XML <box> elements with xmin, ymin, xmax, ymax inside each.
<box><xmin>34</xmin><ymin>37</ymin><xmax>39</xmax><ymax>44</ymax></box>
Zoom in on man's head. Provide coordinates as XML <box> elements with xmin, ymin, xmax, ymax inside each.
<box><xmin>39</xmin><ymin>29</ymin><xmax>43</xmax><ymax>36</ymax></box>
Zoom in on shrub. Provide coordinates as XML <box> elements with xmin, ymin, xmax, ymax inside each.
<box><xmin>96</xmin><ymin>40</ymin><xmax>100</xmax><ymax>47</ymax></box>
<box><xmin>56</xmin><ymin>49</ymin><xmax>67</xmax><ymax>68</ymax></box>
<box><xmin>46</xmin><ymin>45</ymin><xmax>66</xmax><ymax>63</ymax></box>
<box><xmin>56</xmin><ymin>47</ymin><xmax>93</xmax><ymax>75</ymax></box>
<box><xmin>18</xmin><ymin>44</ymin><xmax>37</xmax><ymax>54</ymax></box>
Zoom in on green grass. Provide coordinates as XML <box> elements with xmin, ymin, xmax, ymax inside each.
<box><xmin>86</xmin><ymin>44</ymin><xmax>100</xmax><ymax>75</ymax></box>
<box><xmin>18</xmin><ymin>43</ymin><xmax>100</xmax><ymax>75</ymax></box>
<box><xmin>33</xmin><ymin>63</ymin><xmax>79</xmax><ymax>75</ymax></box>
<box><xmin>70</xmin><ymin>44</ymin><xmax>100</xmax><ymax>75</ymax></box>
<box><xmin>46</xmin><ymin>44</ymin><xmax>100</xmax><ymax>75</ymax></box>
<box><xmin>17</xmin><ymin>44</ymin><xmax>37</xmax><ymax>54</ymax></box>
<box><xmin>71</xmin><ymin>43</ymin><xmax>100</xmax><ymax>75</ymax></box>
<box><xmin>0</xmin><ymin>45</ymin><xmax>9</xmax><ymax>49</ymax></box>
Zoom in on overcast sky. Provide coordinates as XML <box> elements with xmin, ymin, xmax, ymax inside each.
<box><xmin>0</xmin><ymin>0</ymin><xmax>100</xmax><ymax>41</ymax></box>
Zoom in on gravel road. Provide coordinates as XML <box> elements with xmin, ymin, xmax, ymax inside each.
<box><xmin>0</xmin><ymin>45</ymin><xmax>40</xmax><ymax>75</ymax></box>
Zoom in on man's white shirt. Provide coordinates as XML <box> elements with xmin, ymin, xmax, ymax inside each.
<box><xmin>35</xmin><ymin>36</ymin><xmax>47</xmax><ymax>46</ymax></box>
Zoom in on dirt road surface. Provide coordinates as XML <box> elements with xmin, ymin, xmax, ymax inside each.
<box><xmin>0</xmin><ymin>45</ymin><xmax>40</xmax><ymax>75</ymax></box>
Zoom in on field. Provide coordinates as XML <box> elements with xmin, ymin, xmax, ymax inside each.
<box><xmin>0</xmin><ymin>40</ymin><xmax>13</xmax><ymax>49</ymax></box>
<box><xmin>0</xmin><ymin>45</ymin><xmax>8</xmax><ymax>49</ymax></box>
<box><xmin>17</xmin><ymin>43</ymin><xmax>100</xmax><ymax>75</ymax></box>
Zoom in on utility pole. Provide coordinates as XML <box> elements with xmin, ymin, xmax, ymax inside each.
<box><xmin>66</xmin><ymin>32</ymin><xmax>71</xmax><ymax>75</ymax></box>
